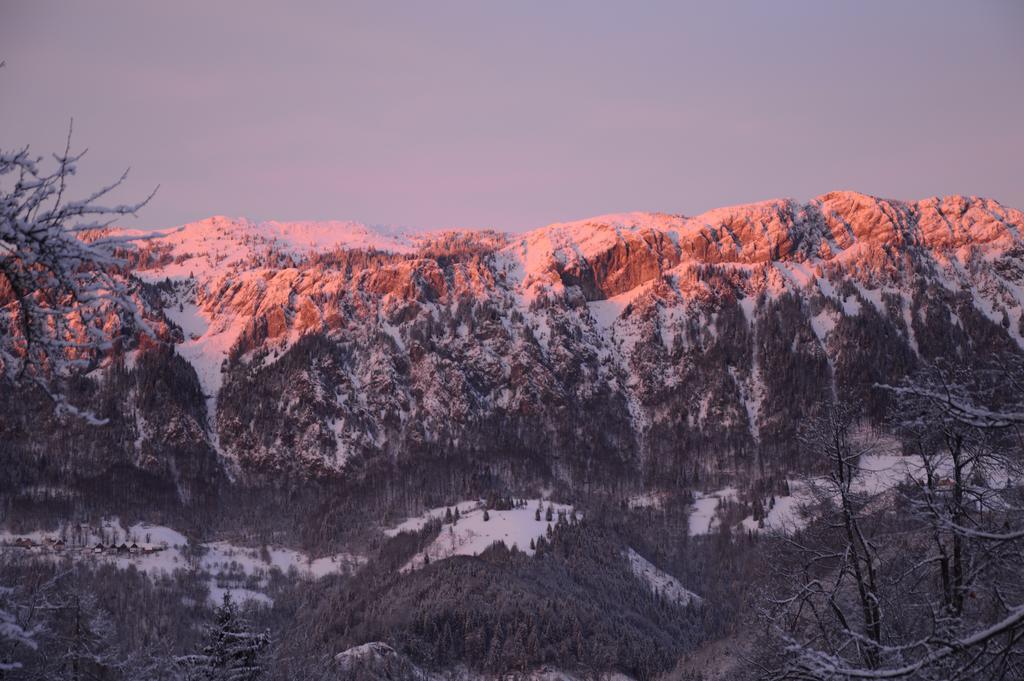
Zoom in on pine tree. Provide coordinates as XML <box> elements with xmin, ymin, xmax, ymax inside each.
<box><xmin>181</xmin><ymin>592</ymin><xmax>270</xmax><ymax>681</ymax></box>
<box><xmin>483</xmin><ymin>509</ymin><xmax>490</xmax><ymax>522</ymax></box>
<box><xmin>50</xmin><ymin>590</ymin><xmax>120</xmax><ymax>681</ymax></box>
<box><xmin>0</xmin><ymin>583</ymin><xmax>35</xmax><ymax>673</ymax></box>
<box><xmin>444</xmin><ymin>507</ymin><xmax>453</xmax><ymax>524</ymax></box>
<box><xmin>535</xmin><ymin>507</ymin><xmax>541</xmax><ymax>522</ymax></box>
<box><xmin>545</xmin><ymin>505</ymin><xmax>553</xmax><ymax>522</ymax></box>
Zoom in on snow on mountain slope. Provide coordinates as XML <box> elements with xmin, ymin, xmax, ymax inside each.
<box><xmin>682</xmin><ymin>451</ymin><xmax>1024</xmax><ymax>537</ymax></box>
<box><xmin>625</xmin><ymin>548</ymin><xmax>702</xmax><ymax>606</ymax></box>
<box><xmin>76</xmin><ymin>191</ymin><xmax>1024</xmax><ymax>481</ymax></box>
<box><xmin>497</xmin><ymin>212</ymin><xmax>686</xmax><ymax>296</ymax></box>
<box><xmin>1</xmin><ymin>519</ymin><xmax>366</xmax><ymax>605</ymax></box>
<box><xmin>129</xmin><ymin>218</ymin><xmax>427</xmax><ymax>447</ymax></box>
<box><xmin>496</xmin><ymin>192</ymin><xmax>1024</xmax><ymax>302</ymax></box>
<box><xmin>387</xmin><ymin>500</ymin><xmax>577</xmax><ymax>571</ymax></box>
<box><xmin>134</xmin><ymin>216</ymin><xmax>420</xmax><ymax>281</ymax></box>
<box><xmin>688</xmin><ymin>488</ymin><xmax>739</xmax><ymax>536</ymax></box>
<box><xmin>137</xmin><ymin>219</ymin><xmax>420</xmax><ymax>413</ymax></box>
<box><xmin>383</xmin><ymin>502</ymin><xmax>469</xmax><ymax>537</ymax></box>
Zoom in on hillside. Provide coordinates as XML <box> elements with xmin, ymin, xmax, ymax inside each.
<box><xmin>2</xmin><ymin>191</ymin><xmax>1023</xmax><ymax>522</ymax></box>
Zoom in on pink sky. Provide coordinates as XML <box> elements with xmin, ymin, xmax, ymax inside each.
<box><xmin>1</xmin><ymin>1</ymin><xmax>1022</xmax><ymax>231</ymax></box>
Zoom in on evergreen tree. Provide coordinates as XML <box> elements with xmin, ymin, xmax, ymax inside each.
<box><xmin>50</xmin><ymin>590</ymin><xmax>120</xmax><ymax>681</ymax></box>
<box><xmin>181</xmin><ymin>592</ymin><xmax>269</xmax><ymax>681</ymax></box>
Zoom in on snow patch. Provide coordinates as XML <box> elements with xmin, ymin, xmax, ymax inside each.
<box><xmin>0</xmin><ymin>519</ymin><xmax>365</xmax><ymax>606</ymax></box>
<box><xmin>688</xmin><ymin>488</ymin><xmax>738</xmax><ymax>536</ymax></box>
<box><xmin>388</xmin><ymin>500</ymin><xmax>577</xmax><ymax>570</ymax></box>
<box><xmin>626</xmin><ymin>548</ymin><xmax>702</xmax><ymax>606</ymax></box>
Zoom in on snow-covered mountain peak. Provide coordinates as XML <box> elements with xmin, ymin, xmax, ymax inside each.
<box><xmin>128</xmin><ymin>193</ymin><xmax>1023</xmax><ymax>290</ymax></box>
<box><xmin>16</xmin><ymin>191</ymin><xmax>1024</xmax><ymax>486</ymax></box>
<box><xmin>182</xmin><ymin>215</ymin><xmax>420</xmax><ymax>251</ymax></box>
<box><xmin>480</xmin><ymin>194</ymin><xmax>1024</xmax><ymax>327</ymax></box>
<box><xmin>132</xmin><ymin>216</ymin><xmax>427</xmax><ymax>282</ymax></box>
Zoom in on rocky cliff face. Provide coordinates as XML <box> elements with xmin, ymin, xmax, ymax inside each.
<box><xmin>4</xmin><ymin>192</ymin><xmax>1023</xmax><ymax>507</ymax></box>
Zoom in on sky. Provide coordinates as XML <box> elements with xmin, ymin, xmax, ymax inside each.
<box><xmin>1</xmin><ymin>1</ymin><xmax>1022</xmax><ymax>232</ymax></box>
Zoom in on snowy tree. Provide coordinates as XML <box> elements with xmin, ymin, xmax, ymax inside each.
<box><xmin>180</xmin><ymin>592</ymin><xmax>270</xmax><ymax>681</ymax></box>
<box><xmin>121</xmin><ymin>640</ymin><xmax>189</xmax><ymax>681</ymax></box>
<box><xmin>2</xmin><ymin>567</ymin><xmax>125</xmax><ymax>681</ymax></box>
<box><xmin>0</xmin><ymin>566</ymin><xmax>75</xmax><ymax>676</ymax></box>
<box><xmin>54</xmin><ymin>591</ymin><xmax>121</xmax><ymax>681</ymax></box>
<box><xmin>0</xmin><ymin>585</ymin><xmax>36</xmax><ymax>672</ymax></box>
<box><xmin>766</xmin><ymin>404</ymin><xmax>885</xmax><ymax>673</ymax></box>
<box><xmin>1</xmin><ymin>119</ymin><xmax>156</xmax><ymax>422</ymax></box>
<box><xmin>764</xmin><ymin>369</ymin><xmax>1024</xmax><ymax>680</ymax></box>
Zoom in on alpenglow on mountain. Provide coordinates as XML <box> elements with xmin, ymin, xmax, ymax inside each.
<box><xmin>3</xmin><ymin>191</ymin><xmax>1023</xmax><ymax>506</ymax></box>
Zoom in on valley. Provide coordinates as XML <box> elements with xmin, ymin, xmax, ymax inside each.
<box><xmin>3</xmin><ymin>193</ymin><xmax>1023</xmax><ymax>679</ymax></box>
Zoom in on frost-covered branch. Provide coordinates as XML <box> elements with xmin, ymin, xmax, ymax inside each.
<box><xmin>764</xmin><ymin>381</ymin><xmax>1024</xmax><ymax>680</ymax></box>
<box><xmin>787</xmin><ymin>603</ymin><xmax>1024</xmax><ymax>679</ymax></box>
<box><xmin>0</xmin><ymin>123</ymin><xmax>158</xmax><ymax>422</ymax></box>
<box><xmin>877</xmin><ymin>363</ymin><xmax>1024</xmax><ymax>429</ymax></box>
<box><xmin>0</xmin><ymin>585</ymin><xmax>36</xmax><ymax>671</ymax></box>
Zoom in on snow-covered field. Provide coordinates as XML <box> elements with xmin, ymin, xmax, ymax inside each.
<box><xmin>0</xmin><ymin>519</ymin><xmax>364</xmax><ymax>606</ymax></box>
<box><xmin>385</xmin><ymin>500</ymin><xmax>577</xmax><ymax>571</ymax></box>
<box><xmin>688</xmin><ymin>487</ymin><xmax>739</xmax><ymax>536</ymax></box>
<box><xmin>691</xmin><ymin>453</ymin><xmax>1019</xmax><ymax>537</ymax></box>
<box><xmin>386</xmin><ymin>501</ymin><xmax>705</xmax><ymax>610</ymax></box>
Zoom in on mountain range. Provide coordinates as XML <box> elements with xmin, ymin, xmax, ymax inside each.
<box><xmin>3</xmin><ymin>190</ymin><xmax>1023</xmax><ymax>524</ymax></box>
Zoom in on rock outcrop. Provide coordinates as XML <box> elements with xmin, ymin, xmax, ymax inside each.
<box><xmin>3</xmin><ymin>192</ymin><xmax>1022</xmax><ymax>508</ymax></box>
